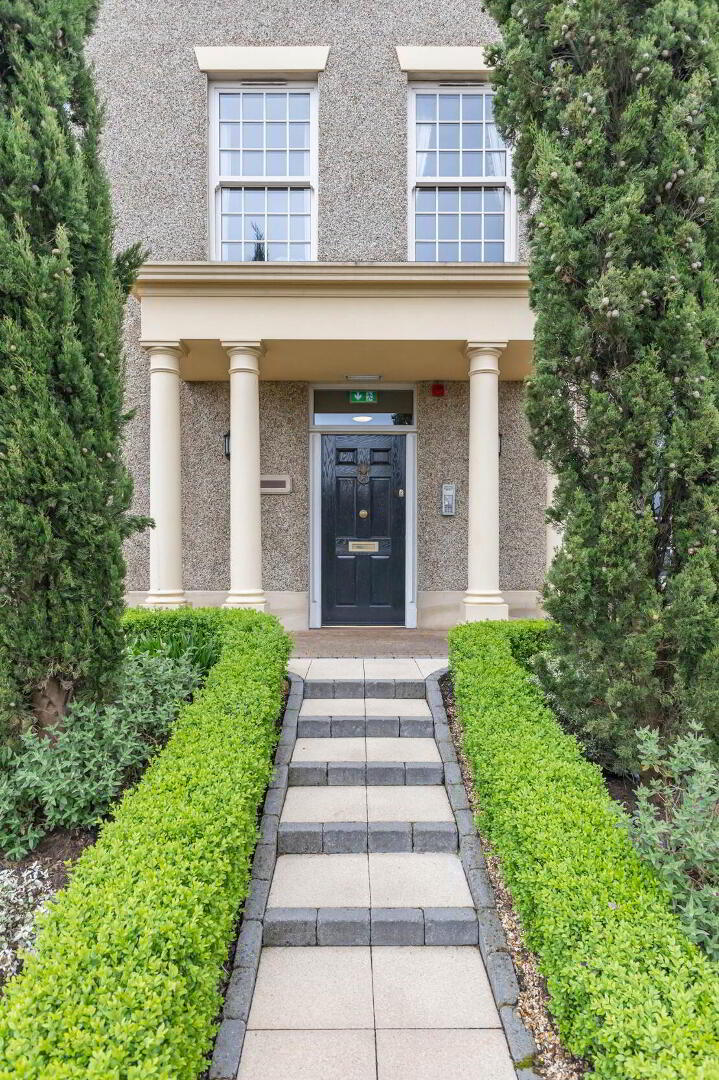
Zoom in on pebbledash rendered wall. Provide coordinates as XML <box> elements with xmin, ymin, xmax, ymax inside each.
<box><xmin>88</xmin><ymin>0</ymin><xmax>541</xmax><ymax>606</ymax></box>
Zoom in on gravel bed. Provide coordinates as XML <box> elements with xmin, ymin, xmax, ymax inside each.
<box><xmin>441</xmin><ymin>674</ymin><xmax>588</xmax><ymax>1080</ymax></box>
<box><xmin>0</xmin><ymin>863</ymin><xmax>55</xmax><ymax>991</ymax></box>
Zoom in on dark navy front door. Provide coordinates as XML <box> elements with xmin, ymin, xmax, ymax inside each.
<box><xmin>321</xmin><ymin>433</ymin><xmax>406</xmax><ymax>625</ymax></box>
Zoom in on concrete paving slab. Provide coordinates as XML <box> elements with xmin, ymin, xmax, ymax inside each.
<box><xmin>364</xmin><ymin>659</ymin><xmax>422</xmax><ymax>679</ymax></box>
<box><xmin>292</xmin><ymin>738</ymin><xmax>367</xmax><ymax>762</ymax></box>
<box><xmin>247</xmin><ymin>948</ymin><xmax>374</xmax><ymax>1029</ymax></box>
<box><xmin>372</xmin><ymin>947</ymin><xmax>500</xmax><ymax>1029</ymax></box>
<box><xmin>287</xmin><ymin>659</ymin><xmax>311</xmax><ymax>678</ymax></box>
<box><xmin>306</xmin><ymin>659</ymin><xmax>365</xmax><ymax>680</ymax></box>
<box><xmin>366</xmin><ymin>738</ymin><xmax>440</xmax><ymax>763</ymax></box>
<box><xmin>367</xmin><ymin>786</ymin><xmax>453</xmax><ymax>823</ymax></box>
<box><xmin>268</xmin><ymin>855</ymin><xmax>370</xmax><ymax>908</ymax></box>
<box><xmin>369</xmin><ymin>853</ymin><xmax>473</xmax><ymax>907</ymax></box>
<box><xmin>239</xmin><ymin>1030</ymin><xmax>376</xmax><ymax>1080</ymax></box>
<box><xmin>280</xmin><ymin>787</ymin><xmax>368</xmax><ymax>823</ymax></box>
<box><xmin>365</xmin><ymin>698</ymin><xmax>431</xmax><ymax>717</ymax></box>
<box><xmin>300</xmin><ymin>699</ymin><xmax>365</xmax><ymax>716</ymax></box>
<box><xmin>414</xmin><ymin>659</ymin><xmax>449</xmax><ymax>678</ymax></box>
<box><xmin>376</xmin><ymin>1029</ymin><xmax>514</xmax><ymax>1080</ymax></box>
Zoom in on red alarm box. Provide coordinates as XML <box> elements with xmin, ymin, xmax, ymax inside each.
<box><xmin>430</xmin><ymin>382</ymin><xmax>446</xmax><ymax>397</ymax></box>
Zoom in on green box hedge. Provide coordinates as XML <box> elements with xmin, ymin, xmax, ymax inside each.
<box><xmin>0</xmin><ymin>609</ymin><xmax>291</xmax><ymax>1079</ymax></box>
<box><xmin>449</xmin><ymin>622</ymin><xmax>719</xmax><ymax>1080</ymax></box>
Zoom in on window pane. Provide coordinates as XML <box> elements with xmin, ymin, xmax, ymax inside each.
<box><xmin>415</xmin><ymin>214</ymin><xmax>436</xmax><ymax>240</ymax></box>
<box><xmin>461</xmin><ymin>188</ymin><xmax>482</xmax><ymax>211</ymax></box>
<box><xmin>484</xmin><ymin>215</ymin><xmax>505</xmax><ymax>240</ymax></box>
<box><xmin>242</xmin><ymin>94</ymin><xmax>263</xmax><ymax>121</ymax></box>
<box><xmin>289</xmin><ymin>150</ymin><xmax>309</xmax><ymax>175</ymax></box>
<box><xmin>266</xmin><ymin>123</ymin><xmax>286</xmax><ymax>149</ymax></box>
<box><xmin>243</xmin><ymin>150</ymin><xmax>263</xmax><ymax>175</ymax></box>
<box><xmin>267</xmin><ymin>242</ymin><xmax>288</xmax><ymax>260</ymax></box>
<box><xmin>266</xmin><ymin>150</ymin><xmax>287</xmax><ymax>174</ymax></box>
<box><xmin>416</xmin><ymin>94</ymin><xmax>436</xmax><ymax>122</ymax></box>
<box><xmin>485</xmin><ymin>242</ymin><xmax>505</xmax><ymax>261</ymax></box>
<box><xmin>438</xmin><ymin>241</ymin><xmax>459</xmax><ymax>261</ymax></box>
<box><xmin>244</xmin><ymin>215</ymin><xmax>265</xmax><ymax>241</ymax></box>
<box><xmin>290</xmin><ymin>214</ymin><xmax>311</xmax><ymax>241</ymax></box>
<box><xmin>267</xmin><ymin>215</ymin><xmax>288</xmax><ymax>241</ymax></box>
<box><xmin>462</xmin><ymin>242</ymin><xmax>482</xmax><ymax>260</ymax></box>
<box><xmin>461</xmin><ymin>214</ymin><xmax>481</xmax><ymax>240</ymax></box>
<box><xmin>462</xmin><ymin>95</ymin><xmax>483</xmax><ymax>121</ymax></box>
<box><xmin>463</xmin><ymin>124</ymin><xmax>482</xmax><ymax>150</ymax></box>
<box><xmin>416</xmin><ymin>241</ymin><xmax>436</xmax><ymax>261</ymax></box>
<box><xmin>267</xmin><ymin>189</ymin><xmax>288</xmax><ymax>212</ymax></box>
<box><xmin>438</xmin><ymin>214</ymin><xmax>459</xmax><ymax>240</ymax></box>
<box><xmin>289</xmin><ymin>93</ymin><xmax>310</xmax><ymax>120</ymax></box>
<box><xmin>244</xmin><ymin>189</ymin><xmax>266</xmax><ymax>212</ymax></box>
<box><xmin>266</xmin><ymin>93</ymin><xmax>287</xmax><ymax>120</ymax></box>
<box><xmin>416</xmin><ymin>123</ymin><xmax>437</xmax><ymax>151</ymax></box>
<box><xmin>485</xmin><ymin>124</ymin><xmax>503</xmax><ymax>149</ymax></box>
<box><xmin>243</xmin><ymin>122</ymin><xmax>263</xmax><ymax>149</ymax></box>
<box><xmin>484</xmin><ymin>95</ymin><xmax>495</xmax><ymax>121</ymax></box>
<box><xmin>486</xmin><ymin>151</ymin><xmax>506</xmax><ymax>175</ymax></box>
<box><xmin>439</xmin><ymin>152</ymin><xmax>459</xmax><ymax>176</ymax></box>
<box><xmin>222</xmin><ymin>188</ymin><xmax>243</xmax><ymax>212</ymax></box>
<box><xmin>289</xmin><ymin>122</ymin><xmax>310</xmax><ymax>149</ymax></box>
<box><xmin>245</xmin><ymin>241</ymin><xmax>265</xmax><ymax>261</ymax></box>
<box><xmin>219</xmin><ymin>94</ymin><xmax>242</xmax><ymax>120</ymax></box>
<box><xmin>222</xmin><ymin>216</ymin><xmax>243</xmax><ymax>241</ymax></box>
<box><xmin>416</xmin><ymin>188</ymin><xmax>436</xmax><ymax>211</ymax></box>
<box><xmin>416</xmin><ymin>151</ymin><xmax>436</xmax><ymax>177</ymax></box>
<box><xmin>483</xmin><ymin>188</ymin><xmax>504</xmax><ymax>212</ymax></box>
<box><xmin>439</xmin><ymin>123</ymin><xmax>460</xmax><ymax>149</ymax></box>
<box><xmin>438</xmin><ymin>94</ymin><xmax>460</xmax><ymax>121</ymax></box>
<box><xmin>290</xmin><ymin>242</ymin><xmax>310</xmax><ymax>260</ymax></box>
<box><xmin>290</xmin><ymin>188</ymin><xmax>310</xmax><ymax>212</ymax></box>
<box><xmin>220</xmin><ymin>151</ymin><xmax>243</xmax><ymax>174</ymax></box>
<box><xmin>222</xmin><ymin>242</ymin><xmax>244</xmax><ymax>260</ymax></box>
<box><xmin>220</xmin><ymin>123</ymin><xmax>243</xmax><ymax>149</ymax></box>
<box><xmin>462</xmin><ymin>152</ymin><xmax>483</xmax><ymax>176</ymax></box>
<box><xmin>438</xmin><ymin>188</ymin><xmax>459</xmax><ymax>212</ymax></box>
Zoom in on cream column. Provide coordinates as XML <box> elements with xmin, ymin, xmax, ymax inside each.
<box><xmin>222</xmin><ymin>342</ymin><xmax>266</xmax><ymax>611</ymax></box>
<box><xmin>463</xmin><ymin>342</ymin><xmax>509</xmax><ymax>621</ymax></box>
<box><xmin>143</xmin><ymin>341</ymin><xmax>187</xmax><ymax>608</ymax></box>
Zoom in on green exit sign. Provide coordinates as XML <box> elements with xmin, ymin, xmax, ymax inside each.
<box><xmin>349</xmin><ymin>390</ymin><xmax>377</xmax><ymax>403</ymax></box>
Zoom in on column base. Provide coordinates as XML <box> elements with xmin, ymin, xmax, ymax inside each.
<box><xmin>144</xmin><ymin>590</ymin><xmax>189</xmax><ymax>609</ymax></box>
<box><xmin>223</xmin><ymin>590</ymin><xmax>267</xmax><ymax>612</ymax></box>
<box><xmin>462</xmin><ymin>591</ymin><xmax>509</xmax><ymax>622</ymax></box>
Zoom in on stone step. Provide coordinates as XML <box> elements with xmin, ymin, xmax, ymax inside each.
<box><xmin>288</xmin><ymin>760</ymin><xmax>445</xmax><ymax>786</ymax></box>
<box><xmin>303</xmin><ymin>678</ymin><xmax>426</xmax><ymax>700</ymax></box>
<box><xmin>262</xmin><ymin>906</ymin><xmax>479</xmax><ymax>947</ymax></box>
<box><xmin>278</xmin><ymin>820</ymin><xmax>458</xmax><ymax>855</ymax></box>
<box><xmin>298</xmin><ymin>716</ymin><xmax>434</xmax><ymax>737</ymax></box>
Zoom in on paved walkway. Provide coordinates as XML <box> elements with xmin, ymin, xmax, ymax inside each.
<box><xmin>290</xmin><ymin>630</ymin><xmax>449</xmax><ymax>658</ymax></box>
<box><xmin>216</xmin><ymin>658</ymin><xmax>523</xmax><ymax>1080</ymax></box>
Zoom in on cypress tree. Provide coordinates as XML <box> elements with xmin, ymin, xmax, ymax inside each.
<box><xmin>484</xmin><ymin>1</ymin><xmax>719</xmax><ymax>768</ymax></box>
<box><xmin>0</xmin><ymin>3</ymin><xmax>146</xmax><ymax>730</ymax></box>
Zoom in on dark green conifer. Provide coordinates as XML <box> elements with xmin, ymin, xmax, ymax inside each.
<box><xmin>485</xmin><ymin>1</ymin><xmax>719</xmax><ymax>768</ymax></box>
<box><xmin>0</xmin><ymin>3</ymin><xmax>146</xmax><ymax>729</ymax></box>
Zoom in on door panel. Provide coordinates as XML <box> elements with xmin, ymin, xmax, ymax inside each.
<box><xmin>321</xmin><ymin>433</ymin><xmax>406</xmax><ymax>625</ymax></box>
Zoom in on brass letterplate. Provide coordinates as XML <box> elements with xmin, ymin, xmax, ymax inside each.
<box><xmin>348</xmin><ymin>541</ymin><xmax>379</xmax><ymax>553</ymax></box>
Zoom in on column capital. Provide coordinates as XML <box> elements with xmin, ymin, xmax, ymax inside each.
<box><xmin>141</xmin><ymin>341</ymin><xmax>186</xmax><ymax>374</ymax></box>
<box><xmin>465</xmin><ymin>341</ymin><xmax>507</xmax><ymax>376</ymax></box>
<box><xmin>222</xmin><ymin>340</ymin><xmax>264</xmax><ymax>374</ymax></box>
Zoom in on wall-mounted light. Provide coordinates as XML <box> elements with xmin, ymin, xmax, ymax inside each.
<box><xmin>353</xmin><ymin>415</ymin><xmax>373</xmax><ymax>423</ymax></box>
<box><xmin>344</xmin><ymin>374</ymin><xmax>382</xmax><ymax>382</ymax></box>
<box><xmin>224</xmin><ymin>431</ymin><xmax>230</xmax><ymax>459</ymax></box>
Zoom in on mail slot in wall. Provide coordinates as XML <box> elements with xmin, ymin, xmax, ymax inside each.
<box><xmin>348</xmin><ymin>541</ymin><xmax>379</xmax><ymax>553</ymax></box>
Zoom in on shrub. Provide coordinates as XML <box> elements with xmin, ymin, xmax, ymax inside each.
<box><xmin>123</xmin><ymin>607</ymin><xmax>227</xmax><ymax>675</ymax></box>
<box><xmin>631</xmin><ymin>722</ymin><xmax>719</xmax><ymax>961</ymax></box>
<box><xmin>0</xmin><ymin>609</ymin><xmax>290</xmax><ymax>1078</ymax></box>
<box><xmin>450</xmin><ymin>621</ymin><xmax>719</xmax><ymax>1080</ymax></box>
<box><xmin>0</xmin><ymin>651</ymin><xmax>201</xmax><ymax>859</ymax></box>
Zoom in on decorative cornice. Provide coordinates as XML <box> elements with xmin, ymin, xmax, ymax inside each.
<box><xmin>396</xmin><ymin>46</ymin><xmax>492</xmax><ymax>79</ymax></box>
<box><xmin>134</xmin><ymin>262</ymin><xmax>531</xmax><ymax>298</ymax></box>
<box><xmin>194</xmin><ymin>45</ymin><xmax>329</xmax><ymax>78</ymax></box>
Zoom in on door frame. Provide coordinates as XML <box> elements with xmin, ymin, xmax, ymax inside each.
<box><xmin>308</xmin><ymin>383</ymin><xmax>417</xmax><ymax>629</ymax></box>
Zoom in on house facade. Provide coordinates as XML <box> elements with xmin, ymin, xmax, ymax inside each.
<box><xmin>90</xmin><ymin>2</ymin><xmax>556</xmax><ymax>630</ymax></box>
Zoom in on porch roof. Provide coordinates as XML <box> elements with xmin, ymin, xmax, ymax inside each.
<box><xmin>134</xmin><ymin>262</ymin><xmax>534</xmax><ymax>381</ymax></box>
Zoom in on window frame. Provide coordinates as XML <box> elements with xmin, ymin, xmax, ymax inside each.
<box><xmin>406</xmin><ymin>82</ymin><xmax>516</xmax><ymax>264</ymax></box>
<box><xmin>209</xmin><ymin>80</ymin><xmax>319</xmax><ymax>263</ymax></box>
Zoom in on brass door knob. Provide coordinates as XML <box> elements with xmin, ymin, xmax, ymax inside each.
<box><xmin>359</xmin><ymin>509</ymin><xmax>369</xmax><ymax>518</ymax></box>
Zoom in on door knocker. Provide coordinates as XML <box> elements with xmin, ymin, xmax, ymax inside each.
<box><xmin>357</xmin><ymin>462</ymin><xmax>370</xmax><ymax>485</ymax></box>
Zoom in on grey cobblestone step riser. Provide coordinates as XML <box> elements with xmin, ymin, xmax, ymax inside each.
<box><xmin>278</xmin><ymin>820</ymin><xmax>458</xmax><ymax>854</ymax></box>
<box><xmin>262</xmin><ymin>906</ymin><xmax>480</xmax><ymax>946</ymax></box>
<box><xmin>297</xmin><ymin>717</ymin><xmax>435</xmax><ymax>737</ymax></box>
<box><xmin>288</xmin><ymin>761</ymin><xmax>446</xmax><ymax>785</ymax></box>
<box><xmin>303</xmin><ymin>680</ymin><xmax>426</xmax><ymax>699</ymax></box>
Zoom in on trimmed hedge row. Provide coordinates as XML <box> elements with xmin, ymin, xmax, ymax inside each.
<box><xmin>449</xmin><ymin>622</ymin><xmax>719</xmax><ymax>1080</ymax></box>
<box><xmin>0</xmin><ymin>608</ymin><xmax>291</xmax><ymax>1079</ymax></box>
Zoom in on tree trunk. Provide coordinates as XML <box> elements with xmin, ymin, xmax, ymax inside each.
<box><xmin>31</xmin><ymin>677</ymin><xmax>74</xmax><ymax>740</ymax></box>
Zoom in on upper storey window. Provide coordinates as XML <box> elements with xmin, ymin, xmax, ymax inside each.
<box><xmin>408</xmin><ymin>87</ymin><xmax>513</xmax><ymax>262</ymax></box>
<box><xmin>211</xmin><ymin>84</ymin><xmax>317</xmax><ymax>262</ymax></box>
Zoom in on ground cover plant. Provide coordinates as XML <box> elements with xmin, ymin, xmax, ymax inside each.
<box><xmin>0</xmin><ymin>608</ymin><xmax>290</xmax><ymax>1078</ymax></box>
<box><xmin>450</xmin><ymin>621</ymin><xmax>719</xmax><ymax>1080</ymax></box>
<box><xmin>484</xmin><ymin>0</ymin><xmax>719</xmax><ymax>773</ymax></box>
<box><xmin>0</xmin><ymin>1</ymin><xmax>146</xmax><ymax>737</ymax></box>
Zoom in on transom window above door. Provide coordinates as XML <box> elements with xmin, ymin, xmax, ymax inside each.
<box><xmin>211</xmin><ymin>85</ymin><xmax>317</xmax><ymax>262</ymax></box>
<box><xmin>408</xmin><ymin>87</ymin><xmax>514</xmax><ymax>263</ymax></box>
